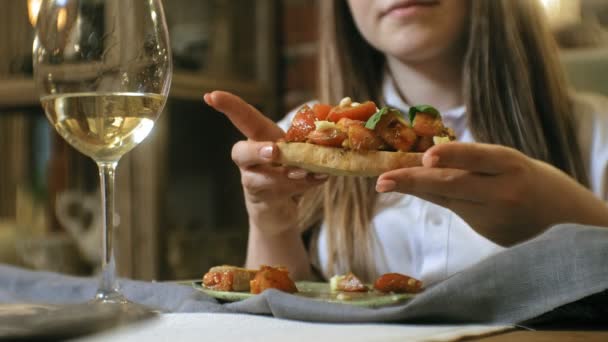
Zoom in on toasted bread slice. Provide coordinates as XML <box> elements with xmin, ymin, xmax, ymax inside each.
<box><xmin>277</xmin><ymin>142</ymin><xmax>422</xmax><ymax>177</ymax></box>
<box><xmin>202</xmin><ymin>265</ymin><xmax>257</xmax><ymax>292</ymax></box>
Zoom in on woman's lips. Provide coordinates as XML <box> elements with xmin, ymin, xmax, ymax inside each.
<box><xmin>381</xmin><ymin>0</ymin><xmax>440</xmax><ymax>18</ymax></box>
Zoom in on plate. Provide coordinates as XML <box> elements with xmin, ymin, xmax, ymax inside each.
<box><xmin>192</xmin><ymin>281</ymin><xmax>416</xmax><ymax>307</ymax></box>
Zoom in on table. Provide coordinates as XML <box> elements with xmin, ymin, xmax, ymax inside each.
<box><xmin>476</xmin><ymin>330</ymin><xmax>608</xmax><ymax>342</ymax></box>
<box><xmin>72</xmin><ymin>312</ymin><xmax>608</xmax><ymax>342</ymax></box>
<box><xmin>75</xmin><ymin>313</ymin><xmax>513</xmax><ymax>341</ymax></box>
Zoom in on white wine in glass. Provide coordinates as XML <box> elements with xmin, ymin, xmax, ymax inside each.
<box><xmin>33</xmin><ymin>0</ymin><xmax>172</xmax><ymax>306</ymax></box>
<box><xmin>41</xmin><ymin>92</ymin><xmax>163</xmax><ymax>162</ymax></box>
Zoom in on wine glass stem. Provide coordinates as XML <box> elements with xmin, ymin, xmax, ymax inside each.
<box><xmin>96</xmin><ymin>161</ymin><xmax>122</xmax><ymax>302</ymax></box>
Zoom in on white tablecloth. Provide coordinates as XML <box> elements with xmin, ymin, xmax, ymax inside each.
<box><xmin>76</xmin><ymin>313</ymin><xmax>513</xmax><ymax>342</ymax></box>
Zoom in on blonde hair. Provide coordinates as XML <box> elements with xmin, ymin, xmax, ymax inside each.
<box><xmin>296</xmin><ymin>0</ymin><xmax>588</xmax><ymax>282</ymax></box>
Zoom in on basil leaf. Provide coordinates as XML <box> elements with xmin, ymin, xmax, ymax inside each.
<box><xmin>364</xmin><ymin>107</ymin><xmax>390</xmax><ymax>130</ymax></box>
<box><xmin>409</xmin><ymin>105</ymin><xmax>440</xmax><ymax>124</ymax></box>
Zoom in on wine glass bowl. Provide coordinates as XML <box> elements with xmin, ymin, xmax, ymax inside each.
<box><xmin>40</xmin><ymin>92</ymin><xmax>163</xmax><ymax>163</ymax></box>
<box><xmin>33</xmin><ymin>0</ymin><xmax>172</xmax><ymax>306</ymax></box>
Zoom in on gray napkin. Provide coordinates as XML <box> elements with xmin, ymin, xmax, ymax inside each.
<box><xmin>0</xmin><ymin>265</ymin><xmax>227</xmax><ymax>314</ymax></box>
<box><xmin>0</xmin><ymin>264</ymin><xmax>229</xmax><ymax>339</ymax></box>
<box><xmin>225</xmin><ymin>224</ymin><xmax>608</xmax><ymax>325</ymax></box>
<box><xmin>1</xmin><ymin>223</ymin><xmax>607</xmax><ymax>325</ymax></box>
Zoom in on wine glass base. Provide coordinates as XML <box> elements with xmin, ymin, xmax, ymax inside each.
<box><xmin>94</xmin><ymin>290</ymin><xmax>127</xmax><ymax>304</ymax></box>
<box><xmin>1</xmin><ymin>300</ymin><xmax>160</xmax><ymax>340</ymax></box>
<box><xmin>90</xmin><ymin>291</ymin><xmax>163</xmax><ymax>318</ymax></box>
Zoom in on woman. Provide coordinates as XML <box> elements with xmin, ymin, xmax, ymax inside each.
<box><xmin>204</xmin><ymin>0</ymin><xmax>608</xmax><ymax>284</ymax></box>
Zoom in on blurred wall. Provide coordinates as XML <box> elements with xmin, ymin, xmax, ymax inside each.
<box><xmin>282</xmin><ymin>0</ymin><xmax>318</xmax><ymax>111</ymax></box>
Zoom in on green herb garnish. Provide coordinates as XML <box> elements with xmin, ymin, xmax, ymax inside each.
<box><xmin>366</xmin><ymin>107</ymin><xmax>405</xmax><ymax>130</ymax></box>
<box><xmin>408</xmin><ymin>105</ymin><xmax>440</xmax><ymax>124</ymax></box>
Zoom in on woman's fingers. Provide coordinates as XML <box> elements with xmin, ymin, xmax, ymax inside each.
<box><xmin>377</xmin><ymin>167</ymin><xmax>491</xmax><ymax>203</ymax></box>
<box><xmin>232</xmin><ymin>139</ymin><xmax>327</xmax><ymax>176</ymax></box>
<box><xmin>204</xmin><ymin>91</ymin><xmax>284</xmax><ymax>141</ymax></box>
<box><xmin>231</xmin><ymin>140</ymin><xmax>328</xmax><ymax>201</ymax></box>
<box><xmin>231</xmin><ymin>141</ymin><xmax>278</xmax><ymax>168</ymax></box>
<box><xmin>423</xmin><ymin>142</ymin><xmax>526</xmax><ymax>175</ymax></box>
<box><xmin>405</xmin><ymin>191</ymin><xmax>484</xmax><ymax>218</ymax></box>
<box><xmin>241</xmin><ymin>167</ymin><xmax>327</xmax><ymax>202</ymax></box>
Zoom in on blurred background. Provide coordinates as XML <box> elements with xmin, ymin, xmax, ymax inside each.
<box><xmin>0</xmin><ymin>0</ymin><xmax>606</xmax><ymax>281</ymax></box>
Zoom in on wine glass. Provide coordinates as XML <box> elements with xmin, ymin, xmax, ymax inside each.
<box><xmin>33</xmin><ymin>0</ymin><xmax>172</xmax><ymax>305</ymax></box>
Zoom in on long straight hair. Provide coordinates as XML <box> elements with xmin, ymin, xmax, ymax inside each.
<box><xmin>296</xmin><ymin>0</ymin><xmax>588</xmax><ymax>281</ymax></box>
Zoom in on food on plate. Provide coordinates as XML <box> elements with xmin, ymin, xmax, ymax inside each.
<box><xmin>202</xmin><ymin>265</ymin><xmax>421</xmax><ymax>298</ymax></box>
<box><xmin>278</xmin><ymin>97</ymin><xmax>455</xmax><ymax>177</ymax></box>
<box><xmin>250</xmin><ymin>265</ymin><xmax>298</xmax><ymax>294</ymax></box>
<box><xmin>329</xmin><ymin>271</ymin><xmax>423</xmax><ymax>294</ymax></box>
<box><xmin>329</xmin><ymin>272</ymin><xmax>368</xmax><ymax>292</ymax></box>
<box><xmin>202</xmin><ymin>265</ymin><xmax>257</xmax><ymax>292</ymax></box>
<box><xmin>373</xmin><ymin>273</ymin><xmax>423</xmax><ymax>293</ymax></box>
<box><xmin>202</xmin><ymin>265</ymin><xmax>298</xmax><ymax>294</ymax></box>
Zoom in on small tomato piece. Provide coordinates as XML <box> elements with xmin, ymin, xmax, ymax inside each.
<box><xmin>284</xmin><ymin>105</ymin><xmax>317</xmax><ymax>142</ymax></box>
<box><xmin>250</xmin><ymin>265</ymin><xmax>298</xmax><ymax>294</ymax></box>
<box><xmin>307</xmin><ymin>128</ymin><xmax>347</xmax><ymax>147</ymax></box>
<box><xmin>327</xmin><ymin>101</ymin><xmax>377</xmax><ymax>123</ymax></box>
<box><xmin>347</xmin><ymin>123</ymin><xmax>384</xmax><ymax>151</ymax></box>
<box><xmin>312</xmin><ymin>103</ymin><xmax>332</xmax><ymax>121</ymax></box>
<box><xmin>414</xmin><ymin>136</ymin><xmax>434</xmax><ymax>152</ymax></box>
<box><xmin>374</xmin><ymin>273</ymin><xmax>423</xmax><ymax>293</ymax></box>
<box><xmin>375</xmin><ymin>113</ymin><xmax>417</xmax><ymax>152</ymax></box>
<box><xmin>336</xmin><ymin>117</ymin><xmax>365</xmax><ymax>131</ymax></box>
<box><xmin>412</xmin><ymin>112</ymin><xmax>444</xmax><ymax>137</ymax></box>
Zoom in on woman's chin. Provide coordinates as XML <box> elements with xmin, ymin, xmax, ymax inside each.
<box><xmin>382</xmin><ymin>40</ymin><xmax>445</xmax><ymax>63</ymax></box>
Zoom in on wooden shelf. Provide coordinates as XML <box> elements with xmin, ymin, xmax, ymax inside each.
<box><xmin>170</xmin><ymin>71</ymin><xmax>270</xmax><ymax>105</ymax></box>
<box><xmin>0</xmin><ymin>0</ymin><xmax>280</xmax><ymax>281</ymax></box>
<box><xmin>0</xmin><ymin>77</ymin><xmax>38</xmax><ymax>108</ymax></box>
<box><xmin>0</xmin><ymin>72</ymin><xmax>271</xmax><ymax>110</ymax></box>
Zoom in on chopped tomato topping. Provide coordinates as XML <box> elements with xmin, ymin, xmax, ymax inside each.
<box><xmin>346</xmin><ymin>122</ymin><xmax>384</xmax><ymax>151</ymax></box>
<box><xmin>334</xmin><ymin>118</ymin><xmax>384</xmax><ymax>150</ymax></box>
<box><xmin>374</xmin><ymin>273</ymin><xmax>423</xmax><ymax>293</ymax></box>
<box><xmin>283</xmin><ymin>101</ymin><xmax>451</xmax><ymax>153</ymax></box>
<box><xmin>413</xmin><ymin>136</ymin><xmax>434</xmax><ymax>152</ymax></box>
<box><xmin>335</xmin><ymin>117</ymin><xmax>364</xmax><ymax>129</ymax></box>
<box><xmin>250</xmin><ymin>265</ymin><xmax>297</xmax><ymax>294</ymax></box>
<box><xmin>284</xmin><ymin>105</ymin><xmax>317</xmax><ymax>142</ymax></box>
<box><xmin>327</xmin><ymin>101</ymin><xmax>377</xmax><ymax>123</ymax></box>
<box><xmin>307</xmin><ymin>128</ymin><xmax>347</xmax><ymax>147</ymax></box>
<box><xmin>412</xmin><ymin>112</ymin><xmax>444</xmax><ymax>137</ymax></box>
<box><xmin>312</xmin><ymin>103</ymin><xmax>332</xmax><ymax>121</ymax></box>
<box><xmin>375</xmin><ymin>113</ymin><xmax>417</xmax><ymax>152</ymax></box>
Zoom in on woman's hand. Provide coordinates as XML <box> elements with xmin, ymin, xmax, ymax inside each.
<box><xmin>376</xmin><ymin>142</ymin><xmax>608</xmax><ymax>246</ymax></box>
<box><xmin>203</xmin><ymin>91</ymin><xmax>327</xmax><ymax>236</ymax></box>
<box><xmin>204</xmin><ymin>91</ymin><xmax>327</xmax><ymax>278</ymax></box>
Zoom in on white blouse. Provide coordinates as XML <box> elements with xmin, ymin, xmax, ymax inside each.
<box><xmin>278</xmin><ymin>80</ymin><xmax>608</xmax><ymax>285</ymax></box>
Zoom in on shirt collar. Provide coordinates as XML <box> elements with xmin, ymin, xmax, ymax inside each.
<box><xmin>382</xmin><ymin>72</ymin><xmax>466</xmax><ymax>120</ymax></box>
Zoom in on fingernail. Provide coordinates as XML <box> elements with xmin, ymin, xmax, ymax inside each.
<box><xmin>376</xmin><ymin>179</ymin><xmax>396</xmax><ymax>193</ymax></box>
<box><xmin>288</xmin><ymin>169</ymin><xmax>308</xmax><ymax>180</ymax></box>
<box><xmin>259</xmin><ymin>146</ymin><xmax>274</xmax><ymax>160</ymax></box>
<box><xmin>313</xmin><ymin>173</ymin><xmax>329</xmax><ymax>180</ymax></box>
